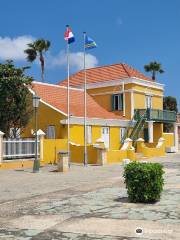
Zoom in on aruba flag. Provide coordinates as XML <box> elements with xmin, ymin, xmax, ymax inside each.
<box><xmin>64</xmin><ymin>25</ymin><xmax>75</xmax><ymax>44</ymax></box>
<box><xmin>85</xmin><ymin>35</ymin><xmax>97</xmax><ymax>50</ymax></box>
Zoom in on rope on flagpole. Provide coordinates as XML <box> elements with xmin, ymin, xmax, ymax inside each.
<box><xmin>83</xmin><ymin>32</ymin><xmax>87</xmax><ymax>166</ymax></box>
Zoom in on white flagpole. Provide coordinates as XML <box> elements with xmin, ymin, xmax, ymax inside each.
<box><xmin>66</xmin><ymin>27</ymin><xmax>70</xmax><ymax>168</ymax></box>
<box><xmin>83</xmin><ymin>32</ymin><xmax>87</xmax><ymax>166</ymax></box>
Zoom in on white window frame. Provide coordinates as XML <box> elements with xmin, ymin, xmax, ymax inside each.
<box><xmin>47</xmin><ymin>125</ymin><xmax>56</xmax><ymax>139</ymax></box>
<box><xmin>113</xmin><ymin>94</ymin><xmax>123</xmax><ymax>111</ymax></box>
<box><xmin>145</xmin><ymin>95</ymin><xmax>152</xmax><ymax>109</ymax></box>
<box><xmin>86</xmin><ymin>125</ymin><xmax>92</xmax><ymax>144</ymax></box>
<box><xmin>101</xmin><ymin>127</ymin><xmax>110</xmax><ymax>148</ymax></box>
<box><xmin>120</xmin><ymin>127</ymin><xmax>126</xmax><ymax>142</ymax></box>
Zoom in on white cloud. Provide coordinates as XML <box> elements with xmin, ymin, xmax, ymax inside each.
<box><xmin>48</xmin><ymin>50</ymin><xmax>98</xmax><ymax>71</ymax></box>
<box><xmin>0</xmin><ymin>36</ymin><xmax>98</xmax><ymax>71</ymax></box>
<box><xmin>0</xmin><ymin>36</ymin><xmax>34</xmax><ymax>60</ymax></box>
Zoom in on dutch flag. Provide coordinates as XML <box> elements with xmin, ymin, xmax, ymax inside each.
<box><xmin>64</xmin><ymin>25</ymin><xmax>75</xmax><ymax>44</ymax></box>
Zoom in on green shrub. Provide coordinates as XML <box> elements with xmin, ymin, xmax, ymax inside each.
<box><xmin>123</xmin><ymin>162</ymin><xmax>164</xmax><ymax>203</ymax></box>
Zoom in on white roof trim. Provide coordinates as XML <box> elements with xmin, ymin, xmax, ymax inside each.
<box><xmin>85</xmin><ymin>77</ymin><xmax>164</xmax><ymax>90</ymax></box>
<box><xmin>60</xmin><ymin>116</ymin><xmax>135</xmax><ymax>127</ymax></box>
<box><xmin>90</xmin><ymin>89</ymin><xmax>163</xmax><ymax>97</ymax></box>
<box><xmin>33</xmin><ymin>81</ymin><xmax>84</xmax><ymax>91</ymax></box>
<box><xmin>29</xmin><ymin>88</ymin><xmax>67</xmax><ymax>116</ymax></box>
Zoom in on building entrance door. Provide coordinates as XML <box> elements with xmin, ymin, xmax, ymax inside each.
<box><xmin>102</xmin><ymin>127</ymin><xmax>110</xmax><ymax>148</ymax></box>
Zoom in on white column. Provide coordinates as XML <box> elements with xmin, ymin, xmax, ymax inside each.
<box><xmin>0</xmin><ymin>131</ymin><xmax>5</xmax><ymax>164</ymax></box>
<box><xmin>174</xmin><ymin>123</ymin><xmax>178</xmax><ymax>152</ymax></box>
<box><xmin>148</xmin><ymin>121</ymin><xmax>154</xmax><ymax>143</ymax></box>
<box><xmin>37</xmin><ymin>129</ymin><xmax>46</xmax><ymax>163</ymax></box>
<box><xmin>131</xmin><ymin>91</ymin><xmax>134</xmax><ymax>119</ymax></box>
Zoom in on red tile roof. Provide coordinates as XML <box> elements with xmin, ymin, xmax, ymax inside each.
<box><xmin>32</xmin><ymin>82</ymin><xmax>126</xmax><ymax>120</ymax></box>
<box><xmin>59</xmin><ymin>63</ymin><xmax>151</xmax><ymax>87</ymax></box>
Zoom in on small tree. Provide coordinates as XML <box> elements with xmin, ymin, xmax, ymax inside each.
<box><xmin>163</xmin><ymin>96</ymin><xmax>178</xmax><ymax>112</ymax></box>
<box><xmin>124</xmin><ymin>162</ymin><xmax>164</xmax><ymax>203</ymax></box>
<box><xmin>24</xmin><ymin>39</ymin><xmax>51</xmax><ymax>82</ymax></box>
<box><xmin>163</xmin><ymin>96</ymin><xmax>178</xmax><ymax>132</ymax></box>
<box><xmin>0</xmin><ymin>60</ymin><xmax>33</xmax><ymax>138</ymax></box>
<box><xmin>144</xmin><ymin>61</ymin><xmax>164</xmax><ymax>81</ymax></box>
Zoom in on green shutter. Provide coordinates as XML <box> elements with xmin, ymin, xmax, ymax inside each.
<box><xmin>119</xmin><ymin>94</ymin><xmax>124</xmax><ymax>111</ymax></box>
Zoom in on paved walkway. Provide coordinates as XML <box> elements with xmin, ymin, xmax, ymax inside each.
<box><xmin>0</xmin><ymin>153</ymin><xmax>180</xmax><ymax>239</ymax></box>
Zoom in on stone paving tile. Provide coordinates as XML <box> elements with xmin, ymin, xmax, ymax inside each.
<box><xmin>31</xmin><ymin>231</ymin><xmax>146</xmax><ymax>240</ymax></box>
<box><xmin>0</xmin><ymin>153</ymin><xmax>180</xmax><ymax>239</ymax></box>
<box><xmin>0</xmin><ymin>228</ymin><xmax>148</xmax><ymax>240</ymax></box>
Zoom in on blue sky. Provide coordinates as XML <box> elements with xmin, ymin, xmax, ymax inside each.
<box><xmin>0</xmin><ymin>0</ymin><xmax>180</xmax><ymax>108</ymax></box>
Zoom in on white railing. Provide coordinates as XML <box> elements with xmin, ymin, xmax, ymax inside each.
<box><xmin>3</xmin><ymin>138</ymin><xmax>40</xmax><ymax>160</ymax></box>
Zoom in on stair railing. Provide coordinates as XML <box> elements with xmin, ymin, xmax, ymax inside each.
<box><xmin>121</xmin><ymin>109</ymin><xmax>147</xmax><ymax>145</ymax></box>
<box><xmin>121</xmin><ymin>110</ymin><xmax>139</xmax><ymax>144</ymax></box>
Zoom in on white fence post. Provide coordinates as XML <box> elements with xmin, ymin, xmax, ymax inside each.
<box><xmin>0</xmin><ymin>131</ymin><xmax>5</xmax><ymax>164</ymax></box>
<box><xmin>37</xmin><ymin>129</ymin><xmax>45</xmax><ymax>164</ymax></box>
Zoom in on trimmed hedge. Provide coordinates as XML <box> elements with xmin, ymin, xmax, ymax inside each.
<box><xmin>123</xmin><ymin>162</ymin><xmax>164</xmax><ymax>203</ymax></box>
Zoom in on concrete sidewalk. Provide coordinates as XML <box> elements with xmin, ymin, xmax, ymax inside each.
<box><xmin>0</xmin><ymin>153</ymin><xmax>180</xmax><ymax>239</ymax></box>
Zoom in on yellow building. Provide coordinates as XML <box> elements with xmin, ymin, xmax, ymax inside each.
<box><xmin>24</xmin><ymin>63</ymin><xmax>176</xmax><ymax>163</ymax></box>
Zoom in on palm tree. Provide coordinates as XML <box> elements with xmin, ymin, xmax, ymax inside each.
<box><xmin>144</xmin><ymin>61</ymin><xmax>164</xmax><ymax>81</ymax></box>
<box><xmin>24</xmin><ymin>39</ymin><xmax>50</xmax><ymax>82</ymax></box>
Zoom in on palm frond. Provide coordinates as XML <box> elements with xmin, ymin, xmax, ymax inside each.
<box><xmin>24</xmin><ymin>48</ymin><xmax>37</xmax><ymax>62</ymax></box>
<box><xmin>33</xmin><ymin>39</ymin><xmax>51</xmax><ymax>52</ymax></box>
<box><xmin>144</xmin><ymin>61</ymin><xmax>164</xmax><ymax>73</ymax></box>
<box><xmin>159</xmin><ymin>69</ymin><xmax>164</xmax><ymax>74</ymax></box>
<box><xmin>144</xmin><ymin>65</ymin><xmax>151</xmax><ymax>72</ymax></box>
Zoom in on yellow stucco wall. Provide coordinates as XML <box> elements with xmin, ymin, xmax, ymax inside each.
<box><xmin>152</xmin><ymin>97</ymin><xmax>163</xmax><ymax>110</ymax></box>
<box><xmin>162</xmin><ymin>133</ymin><xmax>175</xmax><ymax>148</ymax></box>
<box><xmin>133</xmin><ymin>84</ymin><xmax>163</xmax><ymax>111</ymax></box>
<box><xmin>136</xmin><ymin>140</ymin><xmax>165</xmax><ymax>158</ymax></box>
<box><xmin>110</xmin><ymin>127</ymin><xmax>120</xmax><ymax>150</ymax></box>
<box><xmin>125</xmin><ymin>92</ymin><xmax>131</xmax><ymax>119</ymax></box>
<box><xmin>70</xmin><ymin>125</ymin><xmax>84</xmax><ymax>144</ymax></box>
<box><xmin>91</xmin><ymin>94</ymin><xmax>112</xmax><ymax>111</ymax></box>
<box><xmin>0</xmin><ymin>160</ymin><xmax>34</xmax><ymax>169</ymax></box>
<box><xmin>87</xmin><ymin>83</ymin><xmax>163</xmax><ymax>120</ymax></box>
<box><xmin>69</xmin><ymin>125</ymin><xmax>122</xmax><ymax>150</ymax></box>
<box><xmin>42</xmin><ymin>139</ymin><xmax>98</xmax><ymax>165</ymax></box>
<box><xmin>87</xmin><ymin>85</ymin><xmax>122</xmax><ymax>113</ymax></box>
<box><xmin>134</xmin><ymin>92</ymin><xmax>146</xmax><ymax>109</ymax></box>
<box><xmin>43</xmin><ymin>139</ymin><xmax>67</xmax><ymax>164</ymax></box>
<box><xmin>22</xmin><ymin>102</ymin><xmax>66</xmax><ymax>139</ymax></box>
<box><xmin>107</xmin><ymin>150</ymin><xmax>127</xmax><ymax>163</ymax></box>
<box><xmin>154</xmin><ymin>123</ymin><xmax>163</xmax><ymax>143</ymax></box>
<box><xmin>134</xmin><ymin>92</ymin><xmax>163</xmax><ymax>110</ymax></box>
<box><xmin>70</xmin><ymin>145</ymin><xmax>97</xmax><ymax>164</ymax></box>
<box><xmin>87</xmin><ymin>85</ymin><xmax>122</xmax><ymax>94</ymax></box>
<box><xmin>107</xmin><ymin>148</ymin><xmax>136</xmax><ymax>164</ymax></box>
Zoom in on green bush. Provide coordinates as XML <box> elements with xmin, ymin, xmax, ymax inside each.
<box><xmin>123</xmin><ymin>162</ymin><xmax>164</xmax><ymax>203</ymax></box>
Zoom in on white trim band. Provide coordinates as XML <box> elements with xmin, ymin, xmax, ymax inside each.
<box><xmin>85</xmin><ymin>77</ymin><xmax>164</xmax><ymax>90</ymax></box>
<box><xmin>90</xmin><ymin>89</ymin><xmax>163</xmax><ymax>97</ymax></box>
<box><xmin>60</xmin><ymin>117</ymin><xmax>135</xmax><ymax>127</ymax></box>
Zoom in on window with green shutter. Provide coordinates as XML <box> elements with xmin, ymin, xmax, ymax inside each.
<box><xmin>112</xmin><ymin>94</ymin><xmax>123</xmax><ymax>111</ymax></box>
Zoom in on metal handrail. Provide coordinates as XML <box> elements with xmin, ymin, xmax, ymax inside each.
<box><xmin>134</xmin><ymin>109</ymin><xmax>176</xmax><ymax>122</ymax></box>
